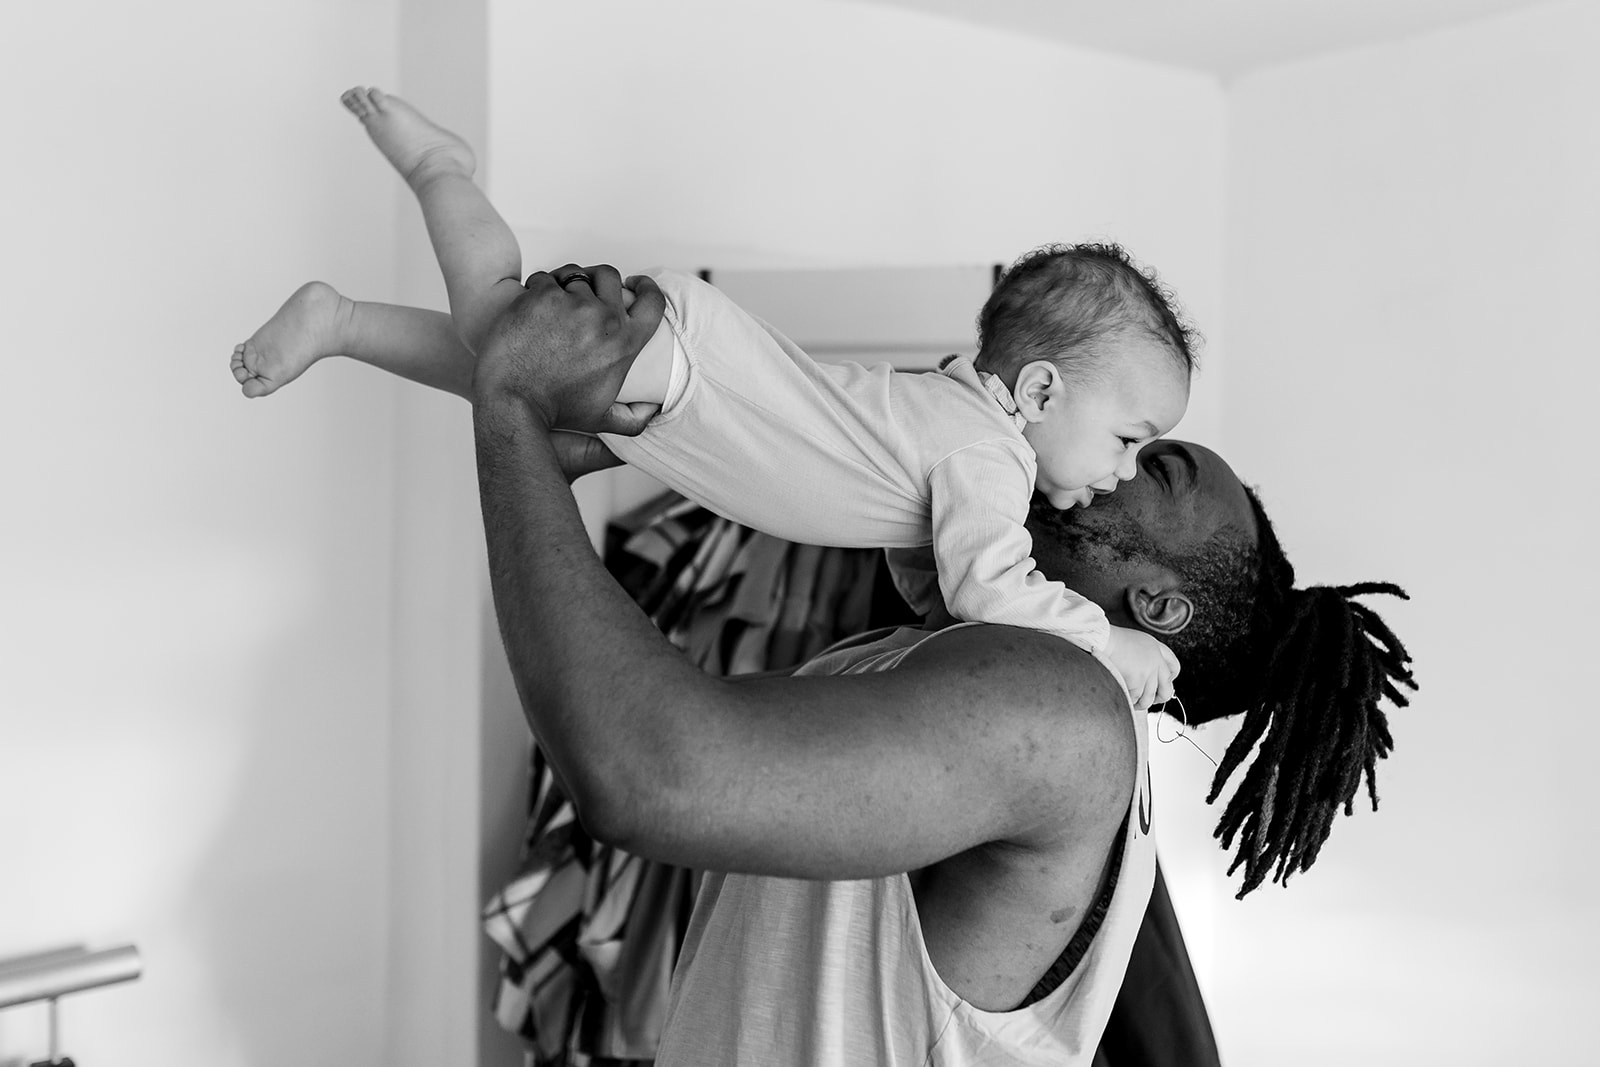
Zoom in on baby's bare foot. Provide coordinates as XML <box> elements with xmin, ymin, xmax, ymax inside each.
<box><xmin>340</xmin><ymin>86</ymin><xmax>476</xmax><ymax>187</ymax></box>
<box><xmin>232</xmin><ymin>281</ymin><xmax>351</xmax><ymax>398</ymax></box>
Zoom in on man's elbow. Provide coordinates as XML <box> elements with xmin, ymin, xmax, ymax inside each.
<box><xmin>559</xmin><ymin>743</ymin><xmax>696</xmax><ymax>856</ymax></box>
<box><xmin>559</xmin><ymin>763</ymin><xmax>648</xmax><ymax>850</ymax></box>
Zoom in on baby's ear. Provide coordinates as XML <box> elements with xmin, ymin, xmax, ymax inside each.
<box><xmin>1013</xmin><ymin>360</ymin><xmax>1059</xmax><ymax>420</ymax></box>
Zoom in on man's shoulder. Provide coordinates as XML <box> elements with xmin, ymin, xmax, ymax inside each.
<box><xmin>804</xmin><ymin>621</ymin><xmax>1135</xmax><ymax>842</ymax></box>
<box><xmin>907</xmin><ymin>623</ymin><xmax>1126</xmax><ymax>704</ymax></box>
<box><xmin>901</xmin><ymin>624</ymin><xmax>1134</xmax><ymax>795</ymax></box>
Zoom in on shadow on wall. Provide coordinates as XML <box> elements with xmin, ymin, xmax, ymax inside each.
<box><xmin>173</xmin><ymin>588</ymin><xmax>389</xmax><ymax>1061</ymax></box>
<box><xmin>477</xmin><ymin>588</ymin><xmax>534</xmax><ymax>1066</ymax></box>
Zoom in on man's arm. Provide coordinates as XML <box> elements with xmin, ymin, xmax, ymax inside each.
<box><xmin>473</xmin><ymin>267</ymin><xmax>1135</xmax><ymax>879</ymax></box>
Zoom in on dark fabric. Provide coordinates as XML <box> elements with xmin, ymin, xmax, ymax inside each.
<box><xmin>1092</xmin><ymin>861</ymin><xmax>1222</xmax><ymax>1067</ymax></box>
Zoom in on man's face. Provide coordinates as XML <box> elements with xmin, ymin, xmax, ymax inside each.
<box><xmin>1025</xmin><ymin>439</ymin><xmax>1258</xmax><ymax>623</ymax></box>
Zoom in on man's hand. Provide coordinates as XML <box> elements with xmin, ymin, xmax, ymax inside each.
<box><xmin>473</xmin><ymin>263</ymin><xmax>667</xmax><ymax>435</ymax></box>
<box><xmin>1103</xmin><ymin>625</ymin><xmax>1180</xmax><ymax>712</ymax></box>
<box><xmin>549</xmin><ymin>431</ymin><xmax>624</xmax><ymax>484</ymax></box>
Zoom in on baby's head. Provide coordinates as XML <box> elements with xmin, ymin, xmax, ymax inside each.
<box><xmin>975</xmin><ymin>243</ymin><xmax>1197</xmax><ymax>510</ymax></box>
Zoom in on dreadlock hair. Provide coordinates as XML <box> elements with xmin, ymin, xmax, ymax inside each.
<box><xmin>974</xmin><ymin>242</ymin><xmax>1199</xmax><ymax>387</ymax></box>
<box><xmin>1175</xmin><ymin>489</ymin><xmax>1418</xmax><ymax>898</ymax></box>
<box><xmin>1028</xmin><ymin>486</ymin><xmax>1418</xmax><ymax>897</ymax></box>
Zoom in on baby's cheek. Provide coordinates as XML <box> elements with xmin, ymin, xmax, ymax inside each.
<box><xmin>1041</xmin><ymin>455</ymin><xmax>1087</xmax><ymax>492</ymax></box>
<box><xmin>620</xmin><ymin>286</ymin><xmax>637</xmax><ymax>311</ymax></box>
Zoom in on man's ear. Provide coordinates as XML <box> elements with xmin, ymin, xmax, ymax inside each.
<box><xmin>1012</xmin><ymin>361</ymin><xmax>1059</xmax><ymax>423</ymax></box>
<box><xmin>1127</xmin><ymin>581</ymin><xmax>1194</xmax><ymax>636</ymax></box>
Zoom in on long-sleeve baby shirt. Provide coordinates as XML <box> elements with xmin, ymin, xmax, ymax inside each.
<box><xmin>601</xmin><ymin>270</ymin><xmax>1111</xmax><ymax>653</ymax></box>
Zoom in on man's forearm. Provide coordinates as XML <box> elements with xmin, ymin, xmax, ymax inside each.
<box><xmin>473</xmin><ymin>391</ymin><xmax>709</xmax><ymax>825</ymax></box>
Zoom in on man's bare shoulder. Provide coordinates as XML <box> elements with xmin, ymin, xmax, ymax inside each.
<box><xmin>893</xmin><ymin>623</ymin><xmax>1136</xmax><ymax>840</ymax></box>
<box><xmin>899</xmin><ymin>623</ymin><xmax>1128</xmax><ymax>716</ymax></box>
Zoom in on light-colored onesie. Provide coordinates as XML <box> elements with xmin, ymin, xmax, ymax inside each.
<box><xmin>652</xmin><ymin>622</ymin><xmax>1158</xmax><ymax>1065</ymax></box>
<box><xmin>601</xmin><ymin>269</ymin><xmax>1111</xmax><ymax>653</ymax></box>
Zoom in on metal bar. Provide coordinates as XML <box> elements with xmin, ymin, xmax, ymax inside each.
<box><xmin>0</xmin><ymin>946</ymin><xmax>88</xmax><ymax>976</ymax></box>
<box><xmin>0</xmin><ymin>945</ymin><xmax>141</xmax><ymax>1011</ymax></box>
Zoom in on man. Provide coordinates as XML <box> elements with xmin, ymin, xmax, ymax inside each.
<box><xmin>470</xmin><ymin>265</ymin><xmax>1415</xmax><ymax>1064</ymax></box>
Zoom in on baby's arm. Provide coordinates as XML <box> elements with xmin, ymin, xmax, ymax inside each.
<box><xmin>927</xmin><ymin>443</ymin><xmax>1178</xmax><ymax>710</ymax></box>
<box><xmin>232</xmin><ymin>282</ymin><xmax>476</xmax><ymax>401</ymax></box>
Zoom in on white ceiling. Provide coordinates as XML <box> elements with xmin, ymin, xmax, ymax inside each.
<box><xmin>847</xmin><ymin>0</ymin><xmax>1563</xmax><ymax>79</ymax></box>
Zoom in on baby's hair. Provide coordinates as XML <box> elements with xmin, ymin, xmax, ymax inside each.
<box><xmin>975</xmin><ymin>242</ymin><xmax>1199</xmax><ymax>386</ymax></box>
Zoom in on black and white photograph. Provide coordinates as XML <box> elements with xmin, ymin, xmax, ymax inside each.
<box><xmin>1</xmin><ymin>1</ymin><xmax>1591</xmax><ymax>1064</ymax></box>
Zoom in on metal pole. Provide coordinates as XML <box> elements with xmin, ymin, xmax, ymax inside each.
<box><xmin>0</xmin><ymin>945</ymin><xmax>141</xmax><ymax>1011</ymax></box>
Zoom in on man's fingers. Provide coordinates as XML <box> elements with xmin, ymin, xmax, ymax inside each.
<box><xmin>550</xmin><ymin>431</ymin><xmax>625</xmax><ymax>483</ymax></box>
<box><xmin>624</xmin><ymin>274</ymin><xmax>667</xmax><ymax>320</ymax></box>
<box><xmin>597</xmin><ymin>400</ymin><xmax>659</xmax><ymax>438</ymax></box>
<box><xmin>550</xmin><ymin>263</ymin><xmax>589</xmax><ymax>288</ymax></box>
<box><xmin>583</xmin><ymin>264</ymin><xmax>626</xmax><ymax>307</ymax></box>
<box><xmin>523</xmin><ymin>270</ymin><xmax>562</xmax><ymax>294</ymax></box>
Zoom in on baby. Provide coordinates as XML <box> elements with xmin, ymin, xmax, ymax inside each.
<box><xmin>233</xmin><ymin>88</ymin><xmax>1192</xmax><ymax>708</ymax></box>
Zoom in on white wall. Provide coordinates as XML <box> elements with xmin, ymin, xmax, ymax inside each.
<box><xmin>1218</xmin><ymin>3</ymin><xmax>1598</xmax><ymax>1062</ymax></box>
<box><xmin>381</xmin><ymin>3</ymin><xmax>530</xmax><ymax>1065</ymax></box>
<box><xmin>489</xmin><ymin>0</ymin><xmax>1229</xmax><ymax>445</ymax></box>
<box><xmin>0</xmin><ymin>2</ymin><xmax>403</xmax><ymax>1064</ymax></box>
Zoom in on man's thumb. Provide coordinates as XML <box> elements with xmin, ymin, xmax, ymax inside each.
<box><xmin>599</xmin><ymin>400</ymin><xmax>660</xmax><ymax>438</ymax></box>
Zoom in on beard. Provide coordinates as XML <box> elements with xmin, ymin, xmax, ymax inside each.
<box><xmin>1027</xmin><ymin>491</ymin><xmax>1171</xmax><ymax>574</ymax></box>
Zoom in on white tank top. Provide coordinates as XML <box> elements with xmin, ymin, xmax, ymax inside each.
<box><xmin>654</xmin><ymin>624</ymin><xmax>1157</xmax><ymax>1066</ymax></box>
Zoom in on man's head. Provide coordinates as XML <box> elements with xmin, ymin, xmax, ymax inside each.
<box><xmin>1026</xmin><ymin>440</ymin><xmax>1417</xmax><ymax>897</ymax></box>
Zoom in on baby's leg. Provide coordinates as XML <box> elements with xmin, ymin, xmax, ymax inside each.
<box><xmin>341</xmin><ymin>87</ymin><xmax>523</xmax><ymax>355</ymax></box>
<box><xmin>233</xmin><ymin>282</ymin><xmax>476</xmax><ymax>401</ymax></box>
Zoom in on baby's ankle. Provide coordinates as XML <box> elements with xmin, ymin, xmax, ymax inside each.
<box><xmin>404</xmin><ymin>150</ymin><xmax>474</xmax><ymax>192</ymax></box>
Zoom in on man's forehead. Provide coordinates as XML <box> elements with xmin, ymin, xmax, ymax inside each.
<box><xmin>1175</xmin><ymin>440</ymin><xmax>1256</xmax><ymax>541</ymax></box>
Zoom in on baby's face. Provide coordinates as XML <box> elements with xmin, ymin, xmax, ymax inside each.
<box><xmin>1022</xmin><ymin>337</ymin><xmax>1190</xmax><ymax>510</ymax></box>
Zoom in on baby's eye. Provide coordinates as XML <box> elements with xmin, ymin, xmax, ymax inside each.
<box><xmin>1119</xmin><ymin>436</ymin><xmax>1140</xmax><ymax>448</ymax></box>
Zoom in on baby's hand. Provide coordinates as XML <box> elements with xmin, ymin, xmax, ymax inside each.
<box><xmin>1103</xmin><ymin>626</ymin><xmax>1180</xmax><ymax>712</ymax></box>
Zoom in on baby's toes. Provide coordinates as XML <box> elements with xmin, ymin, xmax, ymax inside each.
<box><xmin>341</xmin><ymin>87</ymin><xmax>373</xmax><ymax>118</ymax></box>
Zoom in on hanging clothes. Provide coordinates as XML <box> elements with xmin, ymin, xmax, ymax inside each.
<box><xmin>483</xmin><ymin>495</ymin><xmax>916</xmax><ymax>1065</ymax></box>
